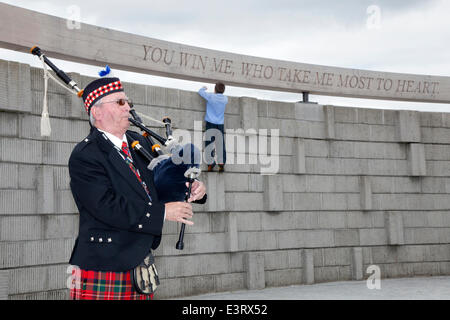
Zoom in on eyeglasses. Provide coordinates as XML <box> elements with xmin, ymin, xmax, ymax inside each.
<box><xmin>96</xmin><ymin>98</ymin><xmax>133</xmax><ymax>107</ymax></box>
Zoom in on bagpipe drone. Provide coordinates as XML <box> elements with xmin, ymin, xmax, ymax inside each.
<box><xmin>31</xmin><ymin>46</ymin><xmax>201</xmax><ymax>250</ymax></box>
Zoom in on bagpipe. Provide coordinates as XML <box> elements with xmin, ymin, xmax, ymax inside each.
<box><xmin>30</xmin><ymin>46</ymin><xmax>201</xmax><ymax>250</ymax></box>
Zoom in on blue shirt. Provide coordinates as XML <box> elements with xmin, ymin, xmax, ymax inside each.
<box><xmin>198</xmin><ymin>88</ymin><xmax>228</xmax><ymax>125</ymax></box>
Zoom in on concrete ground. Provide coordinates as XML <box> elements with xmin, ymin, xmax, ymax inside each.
<box><xmin>175</xmin><ymin>276</ymin><xmax>450</xmax><ymax>300</ymax></box>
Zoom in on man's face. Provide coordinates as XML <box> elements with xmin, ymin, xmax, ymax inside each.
<box><xmin>92</xmin><ymin>92</ymin><xmax>131</xmax><ymax>135</ymax></box>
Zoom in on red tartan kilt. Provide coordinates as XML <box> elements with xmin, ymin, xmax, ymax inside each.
<box><xmin>70</xmin><ymin>268</ymin><xmax>153</xmax><ymax>300</ymax></box>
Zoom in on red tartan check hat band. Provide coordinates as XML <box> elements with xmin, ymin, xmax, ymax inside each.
<box><xmin>82</xmin><ymin>77</ymin><xmax>124</xmax><ymax>114</ymax></box>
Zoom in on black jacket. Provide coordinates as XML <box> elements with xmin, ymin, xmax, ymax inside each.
<box><xmin>68</xmin><ymin>128</ymin><xmax>166</xmax><ymax>272</ymax></box>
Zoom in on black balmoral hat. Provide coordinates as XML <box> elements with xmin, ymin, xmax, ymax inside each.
<box><xmin>81</xmin><ymin>77</ymin><xmax>124</xmax><ymax>115</ymax></box>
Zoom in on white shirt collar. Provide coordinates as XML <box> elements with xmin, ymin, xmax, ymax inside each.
<box><xmin>98</xmin><ymin>129</ymin><xmax>127</xmax><ymax>149</ymax></box>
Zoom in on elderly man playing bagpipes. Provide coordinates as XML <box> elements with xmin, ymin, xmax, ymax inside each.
<box><xmin>30</xmin><ymin>47</ymin><xmax>207</xmax><ymax>300</ymax></box>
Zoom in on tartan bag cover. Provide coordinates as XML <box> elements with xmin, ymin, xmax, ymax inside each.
<box><xmin>70</xmin><ymin>268</ymin><xmax>153</xmax><ymax>300</ymax></box>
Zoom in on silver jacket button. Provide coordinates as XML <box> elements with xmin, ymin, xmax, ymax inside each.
<box><xmin>138</xmin><ymin>224</ymin><xmax>143</xmax><ymax>229</ymax></box>
<box><xmin>107</xmin><ymin>238</ymin><xmax>112</xmax><ymax>243</ymax></box>
<box><xmin>99</xmin><ymin>238</ymin><xmax>103</xmax><ymax>242</ymax></box>
<box><xmin>146</xmin><ymin>213</ymin><xmax>151</xmax><ymax>218</ymax></box>
<box><xmin>90</xmin><ymin>237</ymin><xmax>94</xmax><ymax>242</ymax></box>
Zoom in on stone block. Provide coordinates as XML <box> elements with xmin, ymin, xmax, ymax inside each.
<box><xmin>204</xmin><ymin>176</ymin><xmax>224</xmax><ymax>211</ymax></box>
<box><xmin>157</xmin><ymin>254</ymin><xmax>230</xmax><ymax>278</ymax></box>
<box><xmin>346</xmin><ymin>212</ymin><xmax>372</xmax><ymax>229</ymax></box>
<box><xmin>302</xmin><ymin>249</ymin><xmax>314</xmax><ymax>284</ymax></box>
<box><xmin>371</xmin><ymin>124</ymin><xmax>399</xmax><ymax>142</ymax></box>
<box><xmin>351</xmin><ymin>248</ymin><xmax>364</xmax><ymax>280</ymax></box>
<box><xmin>0</xmin><ymin>138</ymin><xmax>42</xmax><ymax>164</ymax></box>
<box><xmin>240</xmin><ymin>97</ymin><xmax>258</xmax><ymax>131</ymax></box>
<box><xmin>292</xmin><ymin>193</ymin><xmax>322</xmax><ymax>211</ymax></box>
<box><xmin>0</xmin><ymin>216</ymin><xmax>42</xmax><ymax>241</ymax></box>
<box><xmin>249</xmin><ymin>174</ymin><xmax>263</xmax><ymax>192</ymax></box>
<box><xmin>293</xmin><ymin>138</ymin><xmax>306</xmax><ymax>174</ymax></box>
<box><xmin>408</xmin><ymin>143</ymin><xmax>427</xmax><ymax>176</ymax></box>
<box><xmin>257</xmin><ymin>100</ymin><xmax>268</xmax><ymax>118</ymax></box>
<box><xmin>224</xmin><ymin>173</ymin><xmax>249</xmax><ymax>192</ymax></box>
<box><xmin>267</xmin><ymin>101</ymin><xmax>294</xmax><ymax>119</ymax></box>
<box><xmin>44</xmin><ymin>215</ymin><xmax>79</xmax><ymax>239</ymax></box>
<box><xmin>36</xmin><ymin>165</ymin><xmax>55</xmax><ymax>214</ymax></box>
<box><xmin>359</xmin><ymin>176</ymin><xmax>372</xmax><ymax>211</ymax></box>
<box><xmin>330</xmin><ymin>141</ymin><xmax>354</xmax><ymax>158</ymax></box>
<box><xmin>214</xmin><ymin>273</ymin><xmax>245</xmax><ymax>293</ymax></box>
<box><xmin>239</xmin><ymin>231</ymin><xmax>277</xmax><ymax>251</ymax></box>
<box><xmin>359</xmin><ymin>228</ymin><xmax>388</xmax><ymax>246</ymax></box>
<box><xmin>303</xmin><ymin>121</ymin><xmax>323</xmax><ymax>139</ymax></box>
<box><xmin>179</xmin><ymin>90</ymin><xmax>204</xmax><ymax>111</ymax></box>
<box><xmin>244</xmin><ymin>252</ymin><xmax>265</xmax><ymax>290</ymax></box>
<box><xmin>317</xmin><ymin>212</ymin><xmax>347</xmax><ymax>229</ymax></box>
<box><xmin>147</xmin><ymin>86</ymin><xmax>169</xmax><ymax>107</ymax></box>
<box><xmin>305</xmin><ymin>139</ymin><xmax>329</xmax><ymax>157</ymax></box>
<box><xmin>282</xmin><ymin>175</ymin><xmax>306</xmax><ymax>193</ymax></box>
<box><xmin>279</xmin><ymin>119</ymin><xmax>298</xmax><ymax>137</ymax></box>
<box><xmin>315</xmin><ymin>266</ymin><xmax>340</xmax><ymax>283</ymax></box>
<box><xmin>357</xmin><ymin>108</ymin><xmax>384</xmax><ymax>125</ymax></box>
<box><xmin>294</xmin><ymin>103</ymin><xmax>325</xmax><ymax>121</ymax></box>
<box><xmin>304</xmin><ymin>230</ymin><xmax>335</xmax><ymax>248</ymax></box>
<box><xmin>353</xmin><ymin>141</ymin><xmax>382</xmax><ymax>159</ymax></box>
<box><xmin>8</xmin><ymin>264</ymin><xmax>68</xmax><ymax>295</ymax></box>
<box><xmin>225</xmin><ymin>96</ymin><xmax>239</xmax><ymax>115</ymax></box>
<box><xmin>333</xmin><ymin>176</ymin><xmax>360</xmax><ymax>193</ymax></box>
<box><xmin>263</xmin><ymin>250</ymin><xmax>302</xmax><ymax>270</ymax></box>
<box><xmin>0</xmin><ymin>270</ymin><xmax>8</xmax><ymax>300</ymax></box>
<box><xmin>322</xmin><ymin>247</ymin><xmax>350</xmax><ymax>266</ymax></box>
<box><xmin>262</xmin><ymin>211</ymin><xmax>293</xmax><ymax>231</ymax></box>
<box><xmin>0</xmin><ymin>239</ymin><xmax>74</xmax><ymax>268</ymax></box>
<box><xmin>226</xmin><ymin>193</ymin><xmax>264</xmax><ymax>211</ymax></box>
<box><xmin>265</xmin><ymin>269</ymin><xmax>302</xmax><ymax>287</ymax></box>
<box><xmin>9</xmin><ymin>290</ymin><xmax>69</xmax><ymax>300</ymax></box>
<box><xmin>42</xmin><ymin>141</ymin><xmax>76</xmax><ymax>165</ymax></box>
<box><xmin>420</xmin><ymin>112</ymin><xmax>443</xmax><ymax>127</ymax></box>
<box><xmin>424</xmin><ymin>144</ymin><xmax>450</xmax><ymax>161</ymax></box>
<box><xmin>335</xmin><ymin>123</ymin><xmax>370</xmax><ymax>141</ymax></box>
<box><xmin>334</xmin><ymin>106</ymin><xmax>357</xmax><ymax>123</ymax></box>
<box><xmin>383</xmin><ymin>110</ymin><xmax>397</xmax><ymax>125</ymax></box>
<box><xmin>236</xmin><ymin>212</ymin><xmax>261</xmax><ymax>232</ymax></box>
<box><xmin>263</xmin><ymin>175</ymin><xmax>283</xmax><ymax>211</ymax></box>
<box><xmin>386</xmin><ymin>212</ymin><xmax>405</xmax><ymax>245</ymax></box>
<box><xmin>0</xmin><ymin>163</ymin><xmax>18</xmax><ymax>188</ymax></box>
<box><xmin>0</xmin><ymin>112</ymin><xmax>18</xmax><ymax>137</ymax></box>
<box><xmin>398</xmin><ymin>110</ymin><xmax>421</xmax><ymax>142</ymax></box>
<box><xmin>0</xmin><ymin>60</ymin><xmax>32</xmax><ymax>113</ymax></box>
<box><xmin>159</xmin><ymin>275</ymin><xmax>216</xmax><ymax>299</ymax></box>
<box><xmin>0</xmin><ymin>190</ymin><xmax>37</xmax><ymax>215</ymax></box>
<box><xmin>346</xmin><ymin>194</ymin><xmax>362</xmax><ymax>210</ymax></box>
<box><xmin>334</xmin><ymin>229</ymin><xmax>360</xmax><ymax>247</ymax></box>
<box><xmin>227</xmin><ymin>212</ymin><xmax>239</xmax><ymax>252</ymax></box>
<box><xmin>404</xmin><ymin>228</ymin><xmax>439</xmax><ymax>244</ymax></box>
<box><xmin>53</xmin><ymin>166</ymin><xmax>70</xmax><ymax>190</ymax></box>
<box><xmin>324</xmin><ymin>105</ymin><xmax>335</xmax><ymax>139</ymax></box>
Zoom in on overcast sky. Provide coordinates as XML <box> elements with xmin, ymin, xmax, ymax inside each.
<box><xmin>1</xmin><ymin>0</ymin><xmax>449</xmax><ymax>112</ymax></box>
